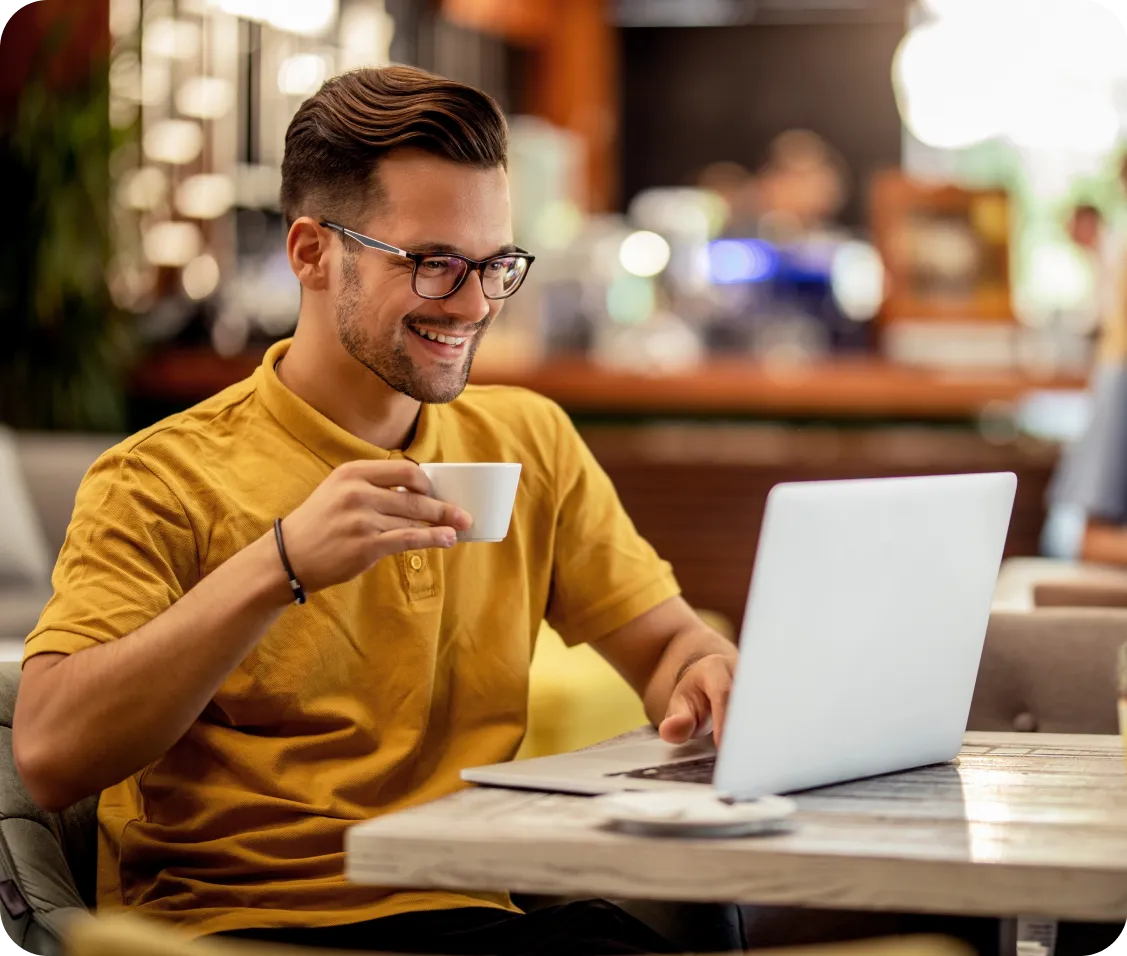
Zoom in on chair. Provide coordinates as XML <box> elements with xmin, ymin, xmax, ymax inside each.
<box><xmin>64</xmin><ymin>913</ymin><xmax>356</xmax><ymax>955</ymax></box>
<box><xmin>968</xmin><ymin>609</ymin><xmax>1124</xmax><ymax>735</ymax></box>
<box><xmin>65</xmin><ymin>912</ymin><xmax>975</xmax><ymax>956</ymax></box>
<box><xmin>0</xmin><ymin>661</ymin><xmax>96</xmax><ymax>955</ymax></box>
<box><xmin>1032</xmin><ymin>569</ymin><xmax>1127</xmax><ymax>610</ymax></box>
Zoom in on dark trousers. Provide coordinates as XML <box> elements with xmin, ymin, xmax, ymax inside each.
<box><xmin>218</xmin><ymin>900</ymin><xmax>679</xmax><ymax>955</ymax></box>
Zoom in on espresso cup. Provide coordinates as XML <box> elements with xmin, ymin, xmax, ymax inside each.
<box><xmin>420</xmin><ymin>462</ymin><xmax>522</xmax><ymax>543</ymax></box>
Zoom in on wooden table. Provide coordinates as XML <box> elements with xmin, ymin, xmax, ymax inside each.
<box><xmin>347</xmin><ymin>732</ymin><xmax>1127</xmax><ymax>923</ymax></box>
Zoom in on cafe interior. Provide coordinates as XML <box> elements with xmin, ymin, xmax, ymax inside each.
<box><xmin>2</xmin><ymin>0</ymin><xmax>1127</xmax><ymax>954</ymax></box>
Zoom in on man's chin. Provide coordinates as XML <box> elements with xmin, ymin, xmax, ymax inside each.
<box><xmin>397</xmin><ymin>371</ymin><xmax>472</xmax><ymax>405</ymax></box>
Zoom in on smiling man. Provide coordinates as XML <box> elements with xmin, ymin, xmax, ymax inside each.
<box><xmin>12</xmin><ymin>67</ymin><xmax>736</xmax><ymax>955</ymax></box>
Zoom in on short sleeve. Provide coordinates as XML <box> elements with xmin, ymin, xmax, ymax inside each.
<box><xmin>23</xmin><ymin>452</ymin><xmax>198</xmax><ymax>665</ymax></box>
<box><xmin>544</xmin><ymin>404</ymin><xmax>680</xmax><ymax>645</ymax></box>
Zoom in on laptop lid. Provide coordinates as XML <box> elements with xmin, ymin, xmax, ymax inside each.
<box><xmin>715</xmin><ymin>472</ymin><xmax>1016</xmax><ymax>799</ymax></box>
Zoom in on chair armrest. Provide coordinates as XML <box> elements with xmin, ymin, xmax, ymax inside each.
<box><xmin>1033</xmin><ymin>578</ymin><xmax>1127</xmax><ymax>608</ymax></box>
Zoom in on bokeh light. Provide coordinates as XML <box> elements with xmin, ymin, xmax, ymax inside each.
<box><xmin>618</xmin><ymin>231</ymin><xmax>671</xmax><ymax>277</ymax></box>
<box><xmin>182</xmin><ymin>254</ymin><xmax>221</xmax><ymax>300</ymax></box>
<box><xmin>707</xmin><ymin>239</ymin><xmax>777</xmax><ymax>284</ymax></box>
<box><xmin>143</xmin><ymin>222</ymin><xmax>203</xmax><ymax>267</ymax></box>
<box><xmin>143</xmin><ymin>18</ymin><xmax>201</xmax><ymax>62</ymax></box>
<box><xmin>144</xmin><ymin>120</ymin><xmax>204</xmax><ymax>165</ymax></box>
<box><xmin>606</xmin><ymin>275</ymin><xmax>657</xmax><ymax>324</ymax></box>
<box><xmin>177</xmin><ymin>76</ymin><xmax>234</xmax><ymax>120</ymax></box>
<box><xmin>830</xmin><ymin>241</ymin><xmax>885</xmax><ymax>322</ymax></box>
<box><xmin>207</xmin><ymin>0</ymin><xmax>338</xmax><ymax>37</ymax></box>
<box><xmin>278</xmin><ymin>54</ymin><xmax>329</xmax><ymax>96</ymax></box>
<box><xmin>175</xmin><ymin>174</ymin><xmax>237</xmax><ymax>220</ymax></box>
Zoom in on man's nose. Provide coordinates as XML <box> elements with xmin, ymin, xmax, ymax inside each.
<box><xmin>441</xmin><ymin>269</ymin><xmax>490</xmax><ymax>323</ymax></box>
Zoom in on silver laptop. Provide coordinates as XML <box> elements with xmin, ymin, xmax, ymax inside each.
<box><xmin>463</xmin><ymin>472</ymin><xmax>1017</xmax><ymax>801</ymax></box>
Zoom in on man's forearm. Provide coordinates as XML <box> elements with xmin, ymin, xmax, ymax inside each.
<box><xmin>13</xmin><ymin>532</ymin><xmax>292</xmax><ymax>812</ymax></box>
<box><xmin>641</xmin><ymin>626</ymin><xmax>736</xmax><ymax>728</ymax></box>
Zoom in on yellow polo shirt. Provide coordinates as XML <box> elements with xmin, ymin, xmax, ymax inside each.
<box><xmin>24</xmin><ymin>338</ymin><xmax>679</xmax><ymax>937</ymax></box>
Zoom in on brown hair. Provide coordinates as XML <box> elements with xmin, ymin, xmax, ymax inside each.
<box><xmin>280</xmin><ymin>66</ymin><xmax>508</xmax><ymax>227</ymax></box>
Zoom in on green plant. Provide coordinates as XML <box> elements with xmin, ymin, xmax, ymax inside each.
<box><xmin>0</xmin><ymin>39</ymin><xmax>133</xmax><ymax>431</ymax></box>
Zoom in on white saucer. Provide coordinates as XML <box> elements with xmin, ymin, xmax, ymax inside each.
<box><xmin>594</xmin><ymin>790</ymin><xmax>797</xmax><ymax>838</ymax></box>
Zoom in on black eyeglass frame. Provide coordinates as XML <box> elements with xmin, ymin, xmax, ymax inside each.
<box><xmin>319</xmin><ymin>220</ymin><xmax>535</xmax><ymax>301</ymax></box>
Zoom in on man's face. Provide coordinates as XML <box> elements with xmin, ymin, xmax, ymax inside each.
<box><xmin>331</xmin><ymin>149</ymin><xmax>513</xmax><ymax>404</ymax></box>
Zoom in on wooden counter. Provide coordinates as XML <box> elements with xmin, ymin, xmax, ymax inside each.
<box><xmin>131</xmin><ymin>348</ymin><xmax>1087</xmax><ymax>421</ymax></box>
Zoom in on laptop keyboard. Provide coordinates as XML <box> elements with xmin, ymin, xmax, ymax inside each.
<box><xmin>609</xmin><ymin>754</ymin><xmax>716</xmax><ymax>784</ymax></box>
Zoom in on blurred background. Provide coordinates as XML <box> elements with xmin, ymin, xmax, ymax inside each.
<box><xmin>6</xmin><ymin>0</ymin><xmax>1127</xmax><ymax>636</ymax></box>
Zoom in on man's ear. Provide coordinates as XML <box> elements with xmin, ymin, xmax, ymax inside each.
<box><xmin>287</xmin><ymin>217</ymin><xmax>331</xmax><ymax>292</ymax></box>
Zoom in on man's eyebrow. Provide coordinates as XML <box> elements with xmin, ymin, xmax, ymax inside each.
<box><xmin>408</xmin><ymin>241</ymin><xmax>522</xmax><ymax>258</ymax></box>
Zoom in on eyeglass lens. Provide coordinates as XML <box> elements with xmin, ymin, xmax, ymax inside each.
<box><xmin>414</xmin><ymin>255</ymin><xmax>530</xmax><ymax>299</ymax></box>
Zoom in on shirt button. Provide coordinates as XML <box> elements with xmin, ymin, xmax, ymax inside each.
<box><xmin>409</xmin><ymin>555</ymin><xmax>423</xmax><ymax>571</ymax></box>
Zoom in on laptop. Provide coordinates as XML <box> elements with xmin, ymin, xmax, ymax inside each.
<box><xmin>463</xmin><ymin>472</ymin><xmax>1017</xmax><ymax>801</ymax></box>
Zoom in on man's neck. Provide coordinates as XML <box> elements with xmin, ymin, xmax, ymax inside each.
<box><xmin>277</xmin><ymin>320</ymin><xmax>421</xmax><ymax>452</ymax></box>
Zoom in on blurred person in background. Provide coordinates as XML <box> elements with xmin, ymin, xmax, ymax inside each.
<box><xmin>10</xmin><ymin>66</ymin><xmax>738</xmax><ymax>955</ymax></box>
<box><xmin>697</xmin><ymin>131</ymin><xmax>848</xmax><ymax>244</ymax></box>
<box><xmin>754</xmin><ymin>130</ymin><xmax>849</xmax><ymax>244</ymax></box>
<box><xmin>1052</xmin><ymin>185</ymin><xmax>1127</xmax><ymax>566</ymax></box>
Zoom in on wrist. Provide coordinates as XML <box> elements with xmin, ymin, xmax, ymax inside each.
<box><xmin>239</xmin><ymin>532</ymin><xmax>300</xmax><ymax>610</ymax></box>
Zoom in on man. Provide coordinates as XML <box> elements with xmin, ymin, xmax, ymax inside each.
<box><xmin>1053</xmin><ymin>196</ymin><xmax>1127</xmax><ymax>567</ymax></box>
<box><xmin>12</xmin><ymin>66</ymin><xmax>736</xmax><ymax>954</ymax></box>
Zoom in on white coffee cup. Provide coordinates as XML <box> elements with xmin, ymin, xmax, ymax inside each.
<box><xmin>420</xmin><ymin>462</ymin><xmax>522</xmax><ymax>543</ymax></box>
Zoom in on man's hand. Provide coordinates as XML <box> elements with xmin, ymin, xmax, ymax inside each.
<box><xmin>280</xmin><ymin>459</ymin><xmax>473</xmax><ymax>593</ymax></box>
<box><xmin>591</xmin><ymin>596</ymin><xmax>738</xmax><ymax>750</ymax></box>
<box><xmin>658</xmin><ymin>654</ymin><xmax>736</xmax><ymax>747</ymax></box>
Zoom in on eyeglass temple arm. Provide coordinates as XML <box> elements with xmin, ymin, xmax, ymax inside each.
<box><xmin>319</xmin><ymin>221</ymin><xmax>410</xmax><ymax>258</ymax></box>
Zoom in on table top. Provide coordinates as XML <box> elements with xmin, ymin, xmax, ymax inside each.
<box><xmin>347</xmin><ymin>731</ymin><xmax>1127</xmax><ymax>922</ymax></box>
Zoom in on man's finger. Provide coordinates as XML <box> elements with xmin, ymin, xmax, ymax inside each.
<box><xmin>658</xmin><ymin>709</ymin><xmax>695</xmax><ymax>745</ymax></box>
<box><xmin>659</xmin><ymin>687</ymin><xmax>710</xmax><ymax>744</ymax></box>
<box><xmin>375</xmin><ymin>487</ymin><xmax>472</xmax><ymax>531</ymax></box>
<box><xmin>375</xmin><ymin>526</ymin><xmax>458</xmax><ymax>557</ymax></box>
<box><xmin>340</xmin><ymin>459</ymin><xmax>433</xmax><ymax>495</ymax></box>
<box><xmin>705</xmin><ymin>674</ymin><xmax>731</xmax><ymax>748</ymax></box>
<box><xmin>374</xmin><ymin>513</ymin><xmax>432</xmax><ymax>532</ymax></box>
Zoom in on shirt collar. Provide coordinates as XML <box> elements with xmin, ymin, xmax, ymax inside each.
<box><xmin>255</xmin><ymin>338</ymin><xmax>442</xmax><ymax>468</ymax></box>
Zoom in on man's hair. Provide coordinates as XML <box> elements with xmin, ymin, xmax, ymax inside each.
<box><xmin>280</xmin><ymin>66</ymin><xmax>508</xmax><ymax>227</ymax></box>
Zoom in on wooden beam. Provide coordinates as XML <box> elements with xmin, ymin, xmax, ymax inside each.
<box><xmin>441</xmin><ymin>0</ymin><xmax>619</xmax><ymax>211</ymax></box>
<box><xmin>526</xmin><ymin>0</ymin><xmax>619</xmax><ymax>211</ymax></box>
<box><xmin>440</xmin><ymin>0</ymin><xmax>554</xmax><ymax>45</ymax></box>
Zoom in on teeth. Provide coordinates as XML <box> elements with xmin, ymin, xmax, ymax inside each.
<box><xmin>415</xmin><ymin>328</ymin><xmax>466</xmax><ymax>346</ymax></box>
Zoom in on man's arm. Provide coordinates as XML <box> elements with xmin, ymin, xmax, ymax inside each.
<box><xmin>16</xmin><ymin>534</ymin><xmax>292</xmax><ymax>812</ymax></box>
<box><xmin>14</xmin><ymin>459</ymin><xmax>470</xmax><ymax>813</ymax></box>
<box><xmin>590</xmin><ymin>596</ymin><xmax>737</xmax><ymax>746</ymax></box>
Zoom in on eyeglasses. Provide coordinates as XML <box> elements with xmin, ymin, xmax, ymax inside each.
<box><xmin>320</xmin><ymin>221</ymin><xmax>535</xmax><ymax>301</ymax></box>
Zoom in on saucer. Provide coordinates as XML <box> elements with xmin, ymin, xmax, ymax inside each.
<box><xmin>594</xmin><ymin>790</ymin><xmax>797</xmax><ymax>838</ymax></box>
